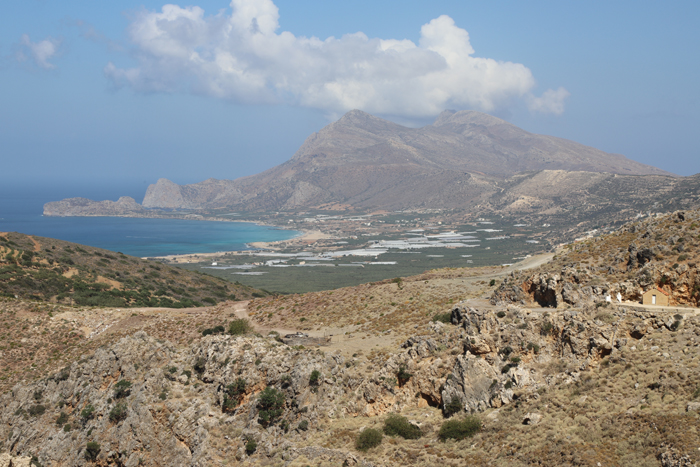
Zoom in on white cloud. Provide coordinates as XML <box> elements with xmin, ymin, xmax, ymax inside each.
<box><xmin>526</xmin><ymin>87</ymin><xmax>570</xmax><ymax>115</ymax></box>
<box><xmin>17</xmin><ymin>34</ymin><xmax>61</xmax><ymax>69</ymax></box>
<box><xmin>106</xmin><ymin>0</ymin><xmax>568</xmax><ymax>117</ymax></box>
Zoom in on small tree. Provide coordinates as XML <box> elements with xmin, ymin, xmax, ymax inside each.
<box><xmin>81</xmin><ymin>404</ymin><xmax>95</xmax><ymax>422</ymax></box>
<box><xmin>222</xmin><ymin>378</ymin><xmax>246</xmax><ymax>413</ymax></box>
<box><xmin>257</xmin><ymin>387</ymin><xmax>285</xmax><ymax>427</ymax></box>
<box><xmin>443</xmin><ymin>398</ymin><xmax>463</xmax><ymax>418</ymax></box>
<box><xmin>397</xmin><ymin>365</ymin><xmax>412</xmax><ymax>386</ymax></box>
<box><xmin>309</xmin><ymin>370</ymin><xmax>321</xmax><ymax>387</ymax></box>
<box><xmin>356</xmin><ymin>428</ymin><xmax>383</xmax><ymax>452</ymax></box>
<box><xmin>245</xmin><ymin>438</ymin><xmax>257</xmax><ymax>455</ymax></box>
<box><xmin>193</xmin><ymin>357</ymin><xmax>206</xmax><ymax>375</ymax></box>
<box><xmin>56</xmin><ymin>411</ymin><xmax>68</xmax><ymax>426</ymax></box>
<box><xmin>113</xmin><ymin>380</ymin><xmax>132</xmax><ymax>399</ymax></box>
<box><xmin>109</xmin><ymin>403</ymin><xmax>127</xmax><ymax>423</ymax></box>
<box><xmin>85</xmin><ymin>442</ymin><xmax>101</xmax><ymax>461</ymax></box>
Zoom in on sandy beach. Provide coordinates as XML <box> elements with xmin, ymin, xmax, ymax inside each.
<box><xmin>149</xmin><ymin>229</ymin><xmax>334</xmax><ymax>263</ymax></box>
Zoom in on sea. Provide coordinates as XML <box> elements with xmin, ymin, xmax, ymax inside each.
<box><xmin>0</xmin><ymin>181</ymin><xmax>299</xmax><ymax>257</ymax></box>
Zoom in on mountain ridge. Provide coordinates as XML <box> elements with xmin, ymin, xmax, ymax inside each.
<box><xmin>44</xmin><ymin>109</ymin><xmax>681</xmax><ymax>217</ymax></box>
<box><xmin>140</xmin><ymin>109</ymin><xmax>672</xmax><ymax>210</ymax></box>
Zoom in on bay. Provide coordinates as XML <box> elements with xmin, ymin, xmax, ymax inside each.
<box><xmin>0</xmin><ymin>181</ymin><xmax>299</xmax><ymax>257</ymax></box>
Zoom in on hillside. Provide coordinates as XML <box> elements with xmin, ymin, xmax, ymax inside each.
<box><xmin>0</xmin><ymin>232</ymin><xmax>262</xmax><ymax>308</ymax></box>
<box><xmin>492</xmin><ymin>208</ymin><xmax>700</xmax><ymax>308</ymax></box>
<box><xmin>1</xmin><ymin>283</ymin><xmax>700</xmax><ymax>465</ymax></box>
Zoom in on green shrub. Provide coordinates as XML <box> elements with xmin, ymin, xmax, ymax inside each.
<box><xmin>193</xmin><ymin>357</ymin><xmax>207</xmax><ymax>375</ymax></box>
<box><xmin>54</xmin><ymin>366</ymin><xmax>71</xmax><ymax>382</ymax></box>
<box><xmin>245</xmin><ymin>438</ymin><xmax>257</xmax><ymax>455</ymax></box>
<box><xmin>541</xmin><ymin>321</ymin><xmax>555</xmax><ymax>336</ymax></box>
<box><xmin>309</xmin><ymin>370</ymin><xmax>321</xmax><ymax>387</ymax></box>
<box><xmin>526</xmin><ymin>342</ymin><xmax>540</xmax><ymax>353</ymax></box>
<box><xmin>438</xmin><ymin>415</ymin><xmax>482</xmax><ymax>441</ymax></box>
<box><xmin>202</xmin><ymin>325</ymin><xmax>226</xmax><ymax>336</ymax></box>
<box><xmin>228</xmin><ymin>319</ymin><xmax>251</xmax><ymax>336</ymax></box>
<box><xmin>383</xmin><ymin>413</ymin><xmax>422</xmax><ymax>439</ymax></box>
<box><xmin>28</xmin><ymin>405</ymin><xmax>46</xmax><ymax>417</ymax></box>
<box><xmin>113</xmin><ymin>380</ymin><xmax>132</xmax><ymax>399</ymax></box>
<box><xmin>356</xmin><ymin>428</ymin><xmax>383</xmax><ymax>452</ymax></box>
<box><xmin>498</xmin><ymin>346</ymin><xmax>513</xmax><ymax>357</ymax></box>
<box><xmin>489</xmin><ymin>279</ymin><xmax>496</xmax><ymax>286</ymax></box>
<box><xmin>298</xmin><ymin>420</ymin><xmax>309</xmax><ymax>431</ymax></box>
<box><xmin>81</xmin><ymin>404</ymin><xmax>95</xmax><ymax>422</ymax></box>
<box><xmin>432</xmin><ymin>312</ymin><xmax>452</xmax><ymax>324</ymax></box>
<box><xmin>443</xmin><ymin>398</ymin><xmax>463</xmax><ymax>418</ymax></box>
<box><xmin>63</xmin><ymin>423</ymin><xmax>71</xmax><ymax>432</ymax></box>
<box><xmin>109</xmin><ymin>403</ymin><xmax>127</xmax><ymax>423</ymax></box>
<box><xmin>56</xmin><ymin>411</ymin><xmax>68</xmax><ymax>426</ymax></box>
<box><xmin>257</xmin><ymin>387</ymin><xmax>285</xmax><ymax>426</ymax></box>
<box><xmin>222</xmin><ymin>378</ymin><xmax>246</xmax><ymax>412</ymax></box>
<box><xmin>85</xmin><ymin>442</ymin><xmax>101</xmax><ymax>461</ymax></box>
<box><xmin>496</xmin><ymin>311</ymin><xmax>506</xmax><ymax>318</ymax></box>
<box><xmin>397</xmin><ymin>365</ymin><xmax>412</xmax><ymax>386</ymax></box>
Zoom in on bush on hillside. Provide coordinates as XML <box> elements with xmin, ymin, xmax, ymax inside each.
<box><xmin>383</xmin><ymin>413</ymin><xmax>422</xmax><ymax>439</ymax></box>
<box><xmin>228</xmin><ymin>319</ymin><xmax>252</xmax><ymax>336</ymax></box>
<box><xmin>85</xmin><ymin>442</ymin><xmax>101</xmax><ymax>461</ymax></box>
<box><xmin>113</xmin><ymin>380</ymin><xmax>132</xmax><ymax>399</ymax></box>
<box><xmin>438</xmin><ymin>415</ymin><xmax>482</xmax><ymax>441</ymax></box>
<box><xmin>356</xmin><ymin>428</ymin><xmax>383</xmax><ymax>452</ymax></box>
<box><xmin>443</xmin><ymin>398</ymin><xmax>463</xmax><ymax>418</ymax></box>
<box><xmin>109</xmin><ymin>403</ymin><xmax>127</xmax><ymax>423</ymax></box>
<box><xmin>257</xmin><ymin>387</ymin><xmax>285</xmax><ymax>427</ymax></box>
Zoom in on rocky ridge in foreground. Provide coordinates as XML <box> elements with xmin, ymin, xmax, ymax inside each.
<box><xmin>2</xmin><ymin>300</ymin><xmax>700</xmax><ymax>466</ymax></box>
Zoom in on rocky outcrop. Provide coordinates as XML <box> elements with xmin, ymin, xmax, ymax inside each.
<box><xmin>492</xmin><ymin>209</ymin><xmax>700</xmax><ymax>308</ymax></box>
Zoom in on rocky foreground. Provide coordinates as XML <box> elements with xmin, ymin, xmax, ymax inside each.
<box><xmin>2</xmin><ymin>301</ymin><xmax>699</xmax><ymax>466</ymax></box>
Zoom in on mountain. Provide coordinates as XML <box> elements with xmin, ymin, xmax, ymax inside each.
<box><xmin>136</xmin><ymin>109</ymin><xmax>671</xmax><ymax>212</ymax></box>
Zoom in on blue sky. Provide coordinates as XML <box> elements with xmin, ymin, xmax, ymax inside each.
<box><xmin>1</xmin><ymin>0</ymin><xmax>698</xmax><ymax>196</ymax></box>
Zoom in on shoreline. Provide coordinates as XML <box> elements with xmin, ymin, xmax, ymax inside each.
<box><xmin>147</xmin><ymin>229</ymin><xmax>334</xmax><ymax>263</ymax></box>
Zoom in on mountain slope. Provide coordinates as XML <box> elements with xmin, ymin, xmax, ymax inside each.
<box><xmin>135</xmin><ymin>109</ymin><xmax>671</xmax><ymax>212</ymax></box>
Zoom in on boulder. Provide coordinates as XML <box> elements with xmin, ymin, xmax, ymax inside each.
<box><xmin>522</xmin><ymin>413</ymin><xmax>542</xmax><ymax>425</ymax></box>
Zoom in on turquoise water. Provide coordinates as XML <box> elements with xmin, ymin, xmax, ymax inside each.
<box><xmin>0</xmin><ymin>182</ymin><xmax>299</xmax><ymax>257</ymax></box>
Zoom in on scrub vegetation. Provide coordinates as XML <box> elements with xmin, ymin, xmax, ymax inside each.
<box><xmin>0</xmin><ymin>232</ymin><xmax>263</xmax><ymax>307</ymax></box>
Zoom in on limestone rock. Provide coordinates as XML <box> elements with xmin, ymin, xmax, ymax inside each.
<box><xmin>523</xmin><ymin>413</ymin><xmax>542</xmax><ymax>425</ymax></box>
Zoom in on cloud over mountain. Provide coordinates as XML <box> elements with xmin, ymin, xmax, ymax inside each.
<box><xmin>105</xmin><ymin>0</ymin><xmax>568</xmax><ymax>117</ymax></box>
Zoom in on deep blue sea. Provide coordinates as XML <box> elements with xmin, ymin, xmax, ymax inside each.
<box><xmin>0</xmin><ymin>181</ymin><xmax>299</xmax><ymax>257</ymax></box>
